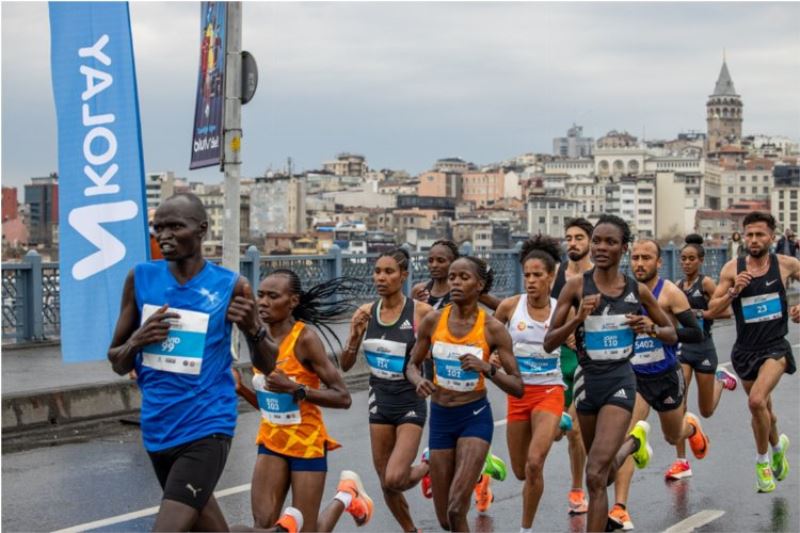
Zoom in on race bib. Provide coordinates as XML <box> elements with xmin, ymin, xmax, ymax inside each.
<box><xmin>363</xmin><ymin>338</ymin><xmax>407</xmax><ymax>380</ymax></box>
<box><xmin>140</xmin><ymin>304</ymin><xmax>209</xmax><ymax>375</ymax></box>
<box><xmin>253</xmin><ymin>373</ymin><xmax>302</xmax><ymax>426</ymax></box>
<box><xmin>583</xmin><ymin>314</ymin><xmax>634</xmax><ymax>361</ymax></box>
<box><xmin>432</xmin><ymin>342</ymin><xmax>483</xmax><ymax>392</ymax></box>
<box><xmin>742</xmin><ymin>293</ymin><xmax>782</xmax><ymax>324</ymax></box>
<box><xmin>631</xmin><ymin>335</ymin><xmax>665</xmax><ymax>366</ymax></box>
<box><xmin>515</xmin><ymin>342</ymin><xmax>559</xmax><ymax>377</ymax></box>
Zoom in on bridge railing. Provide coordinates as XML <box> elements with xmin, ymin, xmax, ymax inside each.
<box><xmin>2</xmin><ymin>244</ymin><xmax>729</xmax><ymax>344</ymax></box>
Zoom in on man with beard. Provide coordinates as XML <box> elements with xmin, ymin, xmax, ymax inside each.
<box><xmin>708</xmin><ymin>212</ymin><xmax>800</xmax><ymax>493</ymax></box>
<box><xmin>607</xmin><ymin>239</ymin><xmax>706</xmax><ymax>530</ymax></box>
<box><xmin>550</xmin><ymin>217</ymin><xmax>594</xmax><ymax>515</ymax></box>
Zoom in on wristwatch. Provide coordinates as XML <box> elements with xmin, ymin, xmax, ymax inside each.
<box><xmin>484</xmin><ymin>365</ymin><xmax>497</xmax><ymax>379</ymax></box>
<box><xmin>649</xmin><ymin>323</ymin><xmax>659</xmax><ymax>337</ymax></box>
<box><xmin>248</xmin><ymin>325</ymin><xmax>268</xmax><ymax>344</ymax></box>
<box><xmin>292</xmin><ymin>385</ymin><xmax>308</xmax><ymax>403</ymax></box>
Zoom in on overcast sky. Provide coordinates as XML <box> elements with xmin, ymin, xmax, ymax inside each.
<box><xmin>2</xmin><ymin>2</ymin><xmax>799</xmax><ymax>190</ymax></box>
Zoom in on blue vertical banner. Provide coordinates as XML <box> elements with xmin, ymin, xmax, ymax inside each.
<box><xmin>49</xmin><ymin>2</ymin><xmax>149</xmax><ymax>362</ymax></box>
<box><xmin>189</xmin><ymin>2</ymin><xmax>227</xmax><ymax>169</ymax></box>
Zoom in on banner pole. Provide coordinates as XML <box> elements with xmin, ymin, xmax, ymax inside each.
<box><xmin>222</xmin><ymin>2</ymin><xmax>242</xmax><ymax>273</ymax></box>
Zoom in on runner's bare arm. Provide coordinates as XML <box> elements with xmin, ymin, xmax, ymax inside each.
<box><xmin>702</xmin><ymin>276</ymin><xmax>730</xmax><ymax>319</ymax></box>
<box><xmin>293</xmin><ymin>328</ymin><xmax>351</xmax><ymax>409</ymax></box>
<box><xmin>107</xmin><ymin>270</ymin><xmax>179</xmax><ymax>375</ymax></box>
<box><xmin>492</xmin><ymin>295</ymin><xmax>520</xmax><ymax>326</ymax></box>
<box><xmin>406</xmin><ymin>311</ymin><xmax>439</xmax><ymax>394</ymax></box>
<box><xmin>543</xmin><ymin>277</ymin><xmax>583</xmax><ymax>353</ymax></box>
<box><xmin>413</xmin><ymin>300</ymin><xmax>435</xmax><ymax>326</ymax></box>
<box><xmin>780</xmin><ymin>256</ymin><xmax>800</xmax><ymax>321</ymax></box>
<box><xmin>633</xmin><ymin>283</ymin><xmax>678</xmax><ymax>344</ymax></box>
<box><xmin>485</xmin><ymin>318</ymin><xmax>524</xmax><ymax>398</ymax></box>
<box><xmin>227</xmin><ymin>276</ymin><xmax>279</xmax><ymax>375</ymax></box>
<box><xmin>708</xmin><ymin>260</ymin><xmax>741</xmax><ymax>317</ymax></box>
<box><xmin>479</xmin><ymin>292</ymin><xmax>502</xmax><ymax>311</ymax></box>
<box><xmin>341</xmin><ymin>303</ymin><xmax>372</xmax><ymax>372</ymax></box>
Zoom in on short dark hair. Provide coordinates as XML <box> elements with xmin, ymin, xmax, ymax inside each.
<box><xmin>742</xmin><ymin>211</ymin><xmax>776</xmax><ymax>232</ymax></box>
<box><xmin>565</xmin><ymin>217</ymin><xmax>594</xmax><ymax>239</ymax></box>
<box><xmin>594</xmin><ymin>214</ymin><xmax>632</xmax><ymax>244</ymax></box>
<box><xmin>377</xmin><ymin>247</ymin><xmax>411</xmax><ymax>272</ymax></box>
<box><xmin>634</xmin><ymin>238</ymin><xmax>661</xmax><ymax>259</ymax></box>
<box><xmin>430</xmin><ymin>240</ymin><xmax>460</xmax><ymax>260</ymax></box>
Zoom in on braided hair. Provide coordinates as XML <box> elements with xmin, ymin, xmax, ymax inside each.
<box><xmin>459</xmin><ymin>256</ymin><xmax>495</xmax><ymax>294</ymax></box>
<box><xmin>430</xmin><ymin>239</ymin><xmax>460</xmax><ymax>261</ymax></box>
<box><xmin>519</xmin><ymin>234</ymin><xmax>561</xmax><ymax>273</ymax></box>
<box><xmin>594</xmin><ymin>214</ymin><xmax>632</xmax><ymax>244</ymax></box>
<box><xmin>683</xmin><ymin>234</ymin><xmax>705</xmax><ymax>259</ymax></box>
<box><xmin>378</xmin><ymin>247</ymin><xmax>411</xmax><ymax>272</ymax></box>
<box><xmin>269</xmin><ymin>269</ymin><xmax>365</xmax><ymax>363</ymax></box>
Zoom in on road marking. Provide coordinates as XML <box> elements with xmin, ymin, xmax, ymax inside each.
<box><xmin>662</xmin><ymin>509</ymin><xmax>725</xmax><ymax>533</ymax></box>
<box><xmin>52</xmin><ymin>483</ymin><xmax>253</xmax><ymax>533</ymax></box>
<box><xmin>494</xmin><ymin>418</ymin><xmax>507</xmax><ymax>427</ymax></box>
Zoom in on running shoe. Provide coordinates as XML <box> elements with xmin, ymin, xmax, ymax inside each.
<box><xmin>337</xmin><ymin>470</ymin><xmax>374</xmax><ymax>526</ymax></box>
<box><xmin>560</xmin><ymin>412</ymin><xmax>574</xmax><ymax>432</ymax></box>
<box><xmin>275</xmin><ymin>507</ymin><xmax>303</xmax><ymax>533</ymax></box>
<box><xmin>685</xmin><ymin>413</ymin><xmax>709</xmax><ymax>460</ymax></box>
<box><xmin>664</xmin><ymin>459</ymin><xmax>692</xmax><ymax>480</ymax></box>
<box><xmin>608</xmin><ymin>503</ymin><xmax>634</xmax><ymax>531</ymax></box>
<box><xmin>756</xmin><ymin>462</ymin><xmax>776</xmax><ymax>493</ymax></box>
<box><xmin>629</xmin><ymin>421</ymin><xmax>652</xmax><ymax>470</ymax></box>
<box><xmin>568</xmin><ymin>488</ymin><xmax>588</xmax><ymax>514</ymax></box>
<box><xmin>715</xmin><ymin>368</ymin><xmax>738</xmax><ymax>391</ymax></box>
<box><xmin>772</xmin><ymin>434</ymin><xmax>791</xmax><ymax>482</ymax></box>
<box><xmin>420</xmin><ymin>448</ymin><xmax>433</xmax><ymax>499</ymax></box>
<box><xmin>474</xmin><ymin>473</ymin><xmax>494</xmax><ymax>513</ymax></box>
<box><xmin>483</xmin><ymin>452</ymin><xmax>507</xmax><ymax>482</ymax></box>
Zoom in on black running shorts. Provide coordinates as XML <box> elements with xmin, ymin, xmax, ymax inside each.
<box><xmin>731</xmin><ymin>339</ymin><xmax>796</xmax><ymax>382</ymax></box>
<box><xmin>148</xmin><ymin>433</ymin><xmax>232</xmax><ymax>510</ymax></box>
<box><xmin>635</xmin><ymin>364</ymin><xmax>685</xmax><ymax>412</ymax></box>
<box><xmin>574</xmin><ymin>363</ymin><xmax>636</xmax><ymax>414</ymax></box>
<box><xmin>368</xmin><ymin>384</ymin><xmax>427</xmax><ymax>427</ymax></box>
<box><xmin>678</xmin><ymin>337</ymin><xmax>718</xmax><ymax>374</ymax></box>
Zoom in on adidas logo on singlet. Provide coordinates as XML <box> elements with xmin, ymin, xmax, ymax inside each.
<box><xmin>613</xmin><ymin>388</ymin><xmax>628</xmax><ymax>399</ymax></box>
<box><xmin>399</xmin><ymin>319</ymin><xmax>413</xmax><ymax>330</ymax></box>
<box><xmin>624</xmin><ymin>292</ymin><xmax>638</xmax><ymax>304</ymax></box>
<box><xmin>692</xmin><ymin>290</ymin><xmax>702</xmax><ymax>297</ymax></box>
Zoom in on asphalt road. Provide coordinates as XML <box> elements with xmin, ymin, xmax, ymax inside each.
<box><xmin>2</xmin><ymin>322</ymin><xmax>798</xmax><ymax>533</ymax></box>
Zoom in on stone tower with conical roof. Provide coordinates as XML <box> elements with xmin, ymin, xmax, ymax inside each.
<box><xmin>706</xmin><ymin>55</ymin><xmax>743</xmax><ymax>153</ymax></box>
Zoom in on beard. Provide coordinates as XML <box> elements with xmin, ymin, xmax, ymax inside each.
<box><xmin>567</xmin><ymin>248</ymin><xmax>589</xmax><ymax>262</ymax></box>
<box><xmin>634</xmin><ymin>269</ymin><xmax>658</xmax><ymax>284</ymax></box>
<box><xmin>748</xmin><ymin>246</ymin><xmax>768</xmax><ymax>258</ymax></box>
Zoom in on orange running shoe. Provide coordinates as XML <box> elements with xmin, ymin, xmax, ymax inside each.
<box><xmin>275</xmin><ymin>506</ymin><xmax>303</xmax><ymax>533</ymax></box>
<box><xmin>338</xmin><ymin>470</ymin><xmax>374</xmax><ymax>526</ymax></box>
<box><xmin>685</xmin><ymin>413</ymin><xmax>709</xmax><ymax>460</ymax></box>
<box><xmin>568</xmin><ymin>488</ymin><xmax>588</xmax><ymax>514</ymax></box>
<box><xmin>420</xmin><ymin>448</ymin><xmax>433</xmax><ymax>499</ymax></box>
<box><xmin>664</xmin><ymin>459</ymin><xmax>692</xmax><ymax>480</ymax></box>
<box><xmin>608</xmin><ymin>503</ymin><xmax>634</xmax><ymax>531</ymax></box>
<box><xmin>474</xmin><ymin>474</ymin><xmax>493</xmax><ymax>514</ymax></box>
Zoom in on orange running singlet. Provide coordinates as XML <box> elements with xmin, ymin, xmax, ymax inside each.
<box><xmin>254</xmin><ymin>321</ymin><xmax>340</xmax><ymax>458</ymax></box>
<box><xmin>431</xmin><ymin>306</ymin><xmax>491</xmax><ymax>392</ymax></box>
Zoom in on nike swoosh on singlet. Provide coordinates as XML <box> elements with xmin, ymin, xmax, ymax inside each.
<box><xmin>765</xmin><ymin>280</ymin><xmax>777</xmax><ymax>287</ymax></box>
<box><xmin>473</xmin><ymin>405</ymin><xmax>488</xmax><ymax>416</ymax></box>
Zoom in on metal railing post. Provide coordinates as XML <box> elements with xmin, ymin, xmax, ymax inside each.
<box><xmin>244</xmin><ymin>245</ymin><xmax>260</xmax><ymax>290</ymax></box>
<box><xmin>24</xmin><ymin>250</ymin><xmax>44</xmax><ymax>341</ymax></box>
<box><xmin>329</xmin><ymin>244</ymin><xmax>342</xmax><ymax>280</ymax></box>
<box><xmin>513</xmin><ymin>241</ymin><xmax>523</xmax><ymax>295</ymax></box>
<box><xmin>460</xmin><ymin>241</ymin><xmax>473</xmax><ymax>257</ymax></box>
<box><xmin>401</xmin><ymin>243</ymin><xmax>413</xmax><ymax>297</ymax></box>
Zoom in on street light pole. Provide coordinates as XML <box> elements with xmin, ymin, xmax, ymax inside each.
<box><xmin>222</xmin><ymin>2</ymin><xmax>242</xmax><ymax>272</ymax></box>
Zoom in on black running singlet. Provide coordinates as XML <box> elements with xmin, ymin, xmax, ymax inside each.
<box><xmin>550</xmin><ymin>261</ymin><xmax>568</xmax><ymax>299</ymax></box>
<box><xmin>575</xmin><ymin>269</ymin><xmax>641</xmax><ymax>374</ymax></box>
<box><xmin>363</xmin><ymin>297</ymin><xmax>418</xmax><ymax>396</ymax></box>
<box><xmin>425</xmin><ymin>279</ymin><xmax>451</xmax><ymax>310</ymax></box>
<box><xmin>680</xmin><ymin>275</ymin><xmax>713</xmax><ymax>338</ymax></box>
<box><xmin>732</xmin><ymin>254</ymin><xmax>788</xmax><ymax>349</ymax></box>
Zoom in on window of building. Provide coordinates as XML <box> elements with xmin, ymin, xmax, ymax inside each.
<box><xmin>791</xmin><ymin>201</ymin><xmax>798</xmax><ymax>212</ymax></box>
<box><xmin>553</xmin><ymin>216</ymin><xmax>559</xmax><ymax>224</ymax></box>
<box><xmin>751</xmin><ymin>175</ymin><xmax>758</xmax><ymax>182</ymax></box>
<box><xmin>763</xmin><ymin>187</ymin><xmax>769</xmax><ymax>194</ymax></box>
<box><xmin>752</xmin><ymin>186</ymin><xmax>758</xmax><ymax>194</ymax></box>
<box><xmin>780</xmin><ymin>191</ymin><xmax>785</xmax><ymax>199</ymax></box>
<box><xmin>539</xmin><ymin>216</ymin><xmax>545</xmax><ymax>224</ymax></box>
<box><xmin>740</xmin><ymin>186</ymin><xmax>746</xmax><ymax>194</ymax></box>
<box><xmin>740</xmin><ymin>175</ymin><xmax>746</xmax><ymax>182</ymax></box>
<box><xmin>791</xmin><ymin>212</ymin><xmax>798</xmax><ymax>223</ymax></box>
<box><xmin>763</xmin><ymin>176</ymin><xmax>769</xmax><ymax>182</ymax></box>
<box><xmin>728</xmin><ymin>187</ymin><xmax>734</xmax><ymax>193</ymax></box>
<box><xmin>791</xmin><ymin>191</ymin><xmax>798</xmax><ymax>200</ymax></box>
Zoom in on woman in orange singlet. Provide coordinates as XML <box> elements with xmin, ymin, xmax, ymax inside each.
<box><xmin>406</xmin><ymin>257</ymin><xmax>523</xmax><ymax>533</ymax></box>
<box><xmin>245</xmin><ymin>270</ymin><xmax>372</xmax><ymax>533</ymax></box>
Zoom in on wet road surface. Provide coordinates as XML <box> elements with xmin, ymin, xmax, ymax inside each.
<box><xmin>3</xmin><ymin>322</ymin><xmax>798</xmax><ymax>532</ymax></box>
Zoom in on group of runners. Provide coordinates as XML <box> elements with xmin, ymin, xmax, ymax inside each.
<box><xmin>110</xmin><ymin>192</ymin><xmax>799</xmax><ymax>532</ymax></box>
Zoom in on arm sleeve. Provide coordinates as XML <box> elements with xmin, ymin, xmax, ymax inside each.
<box><xmin>674</xmin><ymin>309</ymin><xmax>703</xmax><ymax>344</ymax></box>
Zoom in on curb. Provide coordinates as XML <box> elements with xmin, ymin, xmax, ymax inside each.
<box><xmin>2</xmin><ymin>363</ymin><xmax>372</xmax><ymax>437</ymax></box>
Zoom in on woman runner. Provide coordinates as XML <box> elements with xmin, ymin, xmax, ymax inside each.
<box><xmin>244</xmin><ymin>270</ymin><xmax>373</xmax><ymax>532</ymax></box>
<box><xmin>667</xmin><ymin>234</ymin><xmax>737</xmax><ymax>480</ymax></box>
<box><xmin>493</xmin><ymin>235</ymin><xmax>566</xmax><ymax>533</ymax></box>
<box><xmin>543</xmin><ymin>215</ymin><xmax>678</xmax><ymax>532</ymax></box>
<box><xmin>342</xmin><ymin>248</ymin><xmax>434</xmax><ymax>532</ymax></box>
<box><xmin>407</xmin><ymin>256</ymin><xmax>523</xmax><ymax>532</ymax></box>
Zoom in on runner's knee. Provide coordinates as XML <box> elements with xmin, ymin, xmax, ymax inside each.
<box><xmin>748</xmin><ymin>394</ymin><xmax>768</xmax><ymax>413</ymax></box>
<box><xmin>447</xmin><ymin>498</ymin><xmax>469</xmax><ymax>522</ymax></box>
<box><xmin>525</xmin><ymin>455</ymin><xmax>545</xmax><ymax>481</ymax></box>
<box><xmin>585</xmin><ymin>462</ymin><xmax>609</xmax><ymax>492</ymax></box>
<box><xmin>383</xmin><ymin>469</ymin><xmax>408</xmax><ymax>492</ymax></box>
